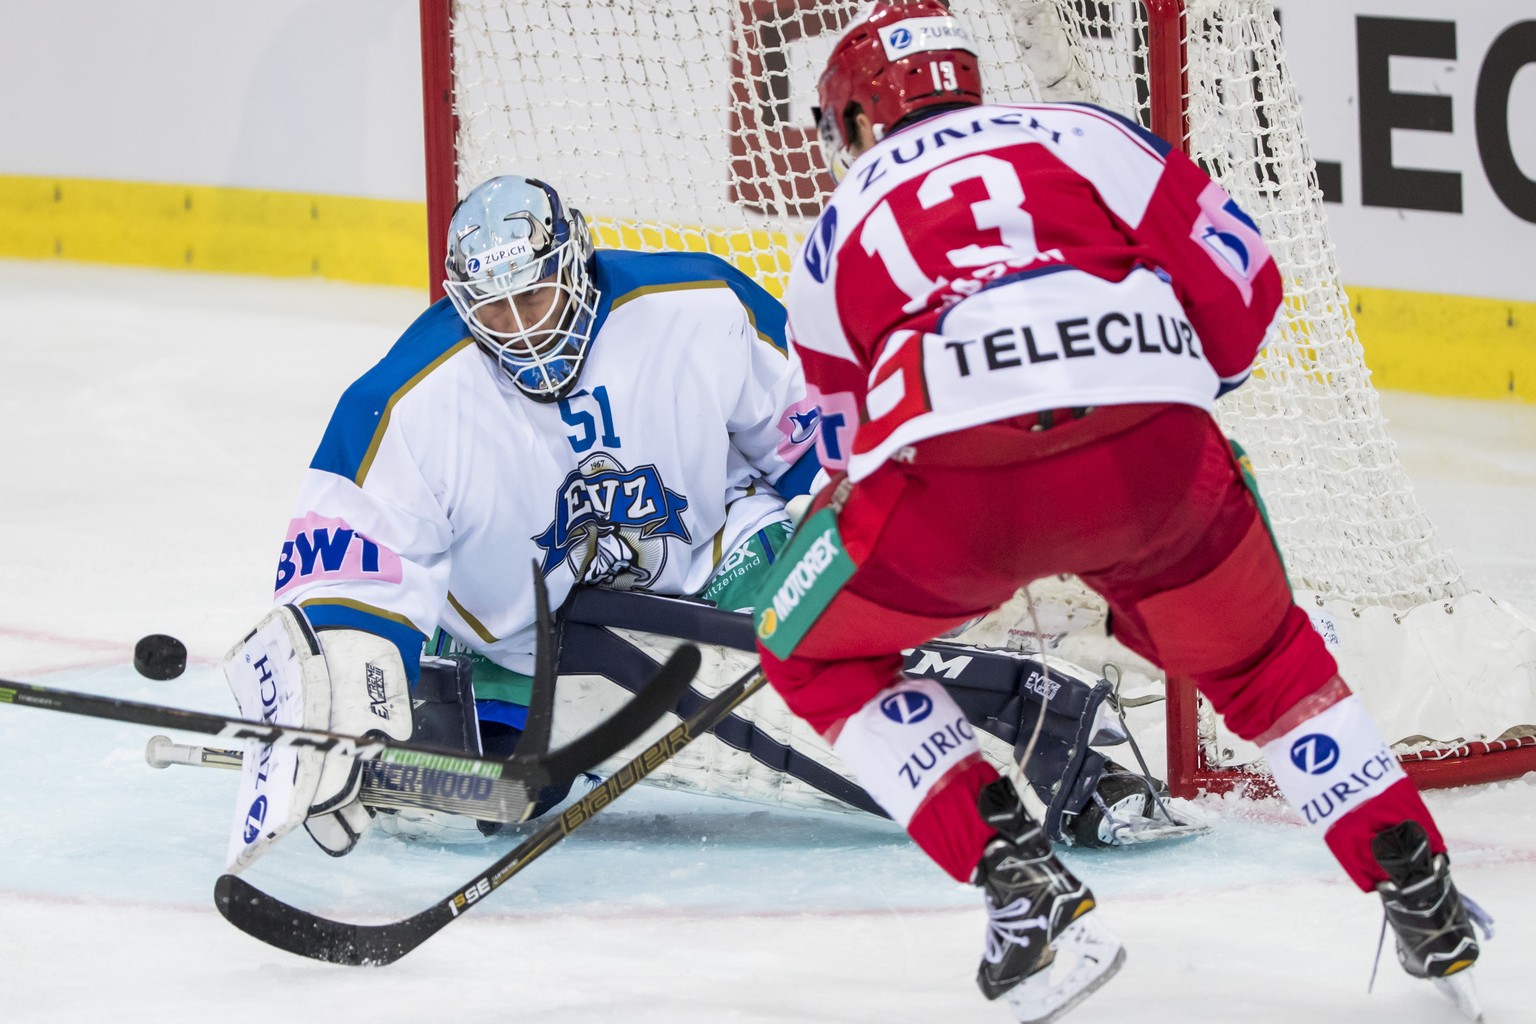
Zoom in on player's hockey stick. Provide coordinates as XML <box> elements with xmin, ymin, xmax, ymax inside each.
<box><xmin>215</xmin><ymin>662</ymin><xmax>770</xmax><ymax>966</ymax></box>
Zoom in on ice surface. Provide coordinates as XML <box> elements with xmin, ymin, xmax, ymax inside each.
<box><xmin>1</xmin><ymin>261</ymin><xmax>1531</xmax><ymax>1023</ymax></box>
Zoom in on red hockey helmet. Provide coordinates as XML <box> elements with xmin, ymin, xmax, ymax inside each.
<box><xmin>814</xmin><ymin>1</ymin><xmax>983</xmax><ymax>182</ymax></box>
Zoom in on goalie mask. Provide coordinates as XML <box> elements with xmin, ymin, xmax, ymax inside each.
<box><xmin>813</xmin><ymin>0</ymin><xmax>983</xmax><ymax>183</ymax></box>
<box><xmin>445</xmin><ymin>175</ymin><xmax>601</xmax><ymax>401</ymax></box>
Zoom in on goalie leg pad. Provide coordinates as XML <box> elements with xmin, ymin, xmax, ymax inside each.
<box><xmin>1007</xmin><ymin>670</ymin><xmax>1116</xmax><ymax>843</ymax></box>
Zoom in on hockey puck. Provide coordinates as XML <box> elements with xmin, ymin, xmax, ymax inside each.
<box><xmin>133</xmin><ymin>634</ymin><xmax>187</xmax><ymax>681</ymax></box>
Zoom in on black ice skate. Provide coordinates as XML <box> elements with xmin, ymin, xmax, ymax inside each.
<box><xmin>975</xmin><ymin>778</ymin><xmax>1124</xmax><ymax>1023</ymax></box>
<box><xmin>1373</xmin><ymin>820</ymin><xmax>1492</xmax><ymax>1021</ymax></box>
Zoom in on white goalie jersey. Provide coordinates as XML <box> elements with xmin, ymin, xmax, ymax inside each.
<box><xmin>271</xmin><ymin>250</ymin><xmax>821</xmax><ymax>683</ymax></box>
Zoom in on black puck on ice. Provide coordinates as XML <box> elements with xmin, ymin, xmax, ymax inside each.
<box><xmin>133</xmin><ymin>634</ymin><xmax>187</xmax><ymax>681</ymax></box>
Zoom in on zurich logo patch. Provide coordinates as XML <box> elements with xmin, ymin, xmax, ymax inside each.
<box><xmin>466</xmin><ymin>256</ymin><xmax>482</xmax><ymax>273</ymax></box>
<box><xmin>889</xmin><ymin>27</ymin><xmax>912</xmax><ymax>49</ymax></box>
<box><xmin>804</xmin><ymin>208</ymin><xmax>837</xmax><ymax>283</ymax></box>
<box><xmin>1289</xmin><ymin>734</ymin><xmax>1341</xmax><ymax>775</ymax></box>
<box><xmin>242</xmin><ymin>795</ymin><xmax>269</xmax><ymax>844</ymax></box>
<box><xmin>880</xmin><ymin>690</ymin><xmax>934</xmax><ymax>724</ymax></box>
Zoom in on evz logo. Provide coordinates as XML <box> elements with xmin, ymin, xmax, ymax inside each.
<box><xmin>534</xmin><ymin>452</ymin><xmax>691</xmax><ymax>588</ymax></box>
<box><xmin>880</xmin><ymin>689</ymin><xmax>934</xmax><ymax>724</ymax></box>
<box><xmin>804</xmin><ymin>207</ymin><xmax>837</xmax><ymax>283</ymax></box>
<box><xmin>1289</xmin><ymin>734</ymin><xmax>1341</xmax><ymax>775</ymax></box>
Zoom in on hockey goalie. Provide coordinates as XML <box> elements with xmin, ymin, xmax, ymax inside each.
<box><xmin>217</xmin><ymin>170</ymin><xmax>1191</xmax><ymax>867</ymax></box>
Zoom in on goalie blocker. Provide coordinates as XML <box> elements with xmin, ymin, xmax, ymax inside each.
<box><xmin>223</xmin><ymin>605</ymin><xmax>414</xmax><ymax>871</ymax></box>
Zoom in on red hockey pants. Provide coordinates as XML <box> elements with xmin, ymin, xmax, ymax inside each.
<box><xmin>758</xmin><ymin>402</ymin><xmax>1442</xmax><ymax>887</ymax></box>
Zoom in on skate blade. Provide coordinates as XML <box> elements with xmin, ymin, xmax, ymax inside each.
<box><xmin>1004</xmin><ymin>917</ymin><xmax>1125</xmax><ymax>1024</ymax></box>
<box><xmin>1432</xmin><ymin>970</ymin><xmax>1484</xmax><ymax>1022</ymax></box>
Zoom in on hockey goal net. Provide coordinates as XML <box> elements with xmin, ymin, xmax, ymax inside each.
<box><xmin>419</xmin><ymin>0</ymin><xmax>1536</xmax><ymax>795</ymax></box>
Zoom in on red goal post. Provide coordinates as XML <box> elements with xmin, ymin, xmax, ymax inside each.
<box><xmin>417</xmin><ymin>0</ymin><xmax>1536</xmax><ymax>796</ymax></box>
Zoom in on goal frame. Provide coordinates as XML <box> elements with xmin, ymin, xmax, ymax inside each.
<box><xmin>416</xmin><ymin>0</ymin><xmax>1536</xmax><ymax>798</ymax></box>
<box><xmin>1137</xmin><ymin>0</ymin><xmax>1536</xmax><ymax>797</ymax></box>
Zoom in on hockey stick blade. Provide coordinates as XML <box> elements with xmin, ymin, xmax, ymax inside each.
<box><xmin>215</xmin><ymin>654</ymin><xmax>766</xmax><ymax>966</ymax></box>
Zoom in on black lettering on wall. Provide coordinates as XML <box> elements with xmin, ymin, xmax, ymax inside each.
<box><xmin>1316</xmin><ymin>161</ymin><xmax>1344</xmax><ymax>204</ymax></box>
<box><xmin>1475</xmin><ymin>21</ymin><xmax>1536</xmax><ymax>224</ymax></box>
<box><xmin>1357</xmin><ymin>17</ymin><xmax>1462</xmax><ymax>213</ymax></box>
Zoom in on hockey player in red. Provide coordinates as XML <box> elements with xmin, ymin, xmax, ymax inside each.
<box><xmin>751</xmin><ymin>3</ymin><xmax>1489</xmax><ymax>1021</ymax></box>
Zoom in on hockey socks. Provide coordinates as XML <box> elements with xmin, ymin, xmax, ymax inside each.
<box><xmin>1258</xmin><ymin>677</ymin><xmax>1444</xmax><ymax>890</ymax></box>
<box><xmin>833</xmin><ymin>676</ymin><xmax>998</xmax><ymax>881</ymax></box>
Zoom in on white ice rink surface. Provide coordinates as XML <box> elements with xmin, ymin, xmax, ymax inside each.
<box><xmin>1</xmin><ymin>261</ymin><xmax>1532</xmax><ymax>1023</ymax></box>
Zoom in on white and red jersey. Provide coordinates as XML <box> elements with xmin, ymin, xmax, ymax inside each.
<box><xmin>785</xmin><ymin>102</ymin><xmax>1283</xmax><ymax>480</ymax></box>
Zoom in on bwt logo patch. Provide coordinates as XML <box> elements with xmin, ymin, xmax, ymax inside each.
<box><xmin>243</xmin><ymin>795</ymin><xmax>269</xmax><ymax>844</ymax></box>
<box><xmin>880</xmin><ymin>689</ymin><xmax>934</xmax><ymax>724</ymax></box>
<box><xmin>804</xmin><ymin>207</ymin><xmax>838</xmax><ymax>283</ymax></box>
<box><xmin>1289</xmin><ymin>733</ymin><xmax>1342</xmax><ymax>775</ymax></box>
<box><xmin>276</xmin><ymin>513</ymin><xmax>404</xmax><ymax>597</ymax></box>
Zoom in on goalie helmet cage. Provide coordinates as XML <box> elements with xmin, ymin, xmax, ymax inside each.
<box><xmin>417</xmin><ymin>0</ymin><xmax>1536</xmax><ymax>796</ymax></box>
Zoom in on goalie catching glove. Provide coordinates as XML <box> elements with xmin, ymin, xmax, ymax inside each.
<box><xmin>222</xmin><ymin>605</ymin><xmax>412</xmax><ymax>870</ymax></box>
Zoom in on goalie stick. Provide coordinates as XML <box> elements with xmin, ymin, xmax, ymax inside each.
<box><xmin>145</xmin><ymin>735</ymin><xmax>561</xmax><ymax>824</ymax></box>
<box><xmin>215</xmin><ymin>660</ymin><xmax>768</xmax><ymax>966</ymax></box>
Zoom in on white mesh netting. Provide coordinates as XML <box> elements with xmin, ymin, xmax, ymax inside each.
<box><xmin>439</xmin><ymin>0</ymin><xmax>1536</xmax><ymax>768</ymax></box>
